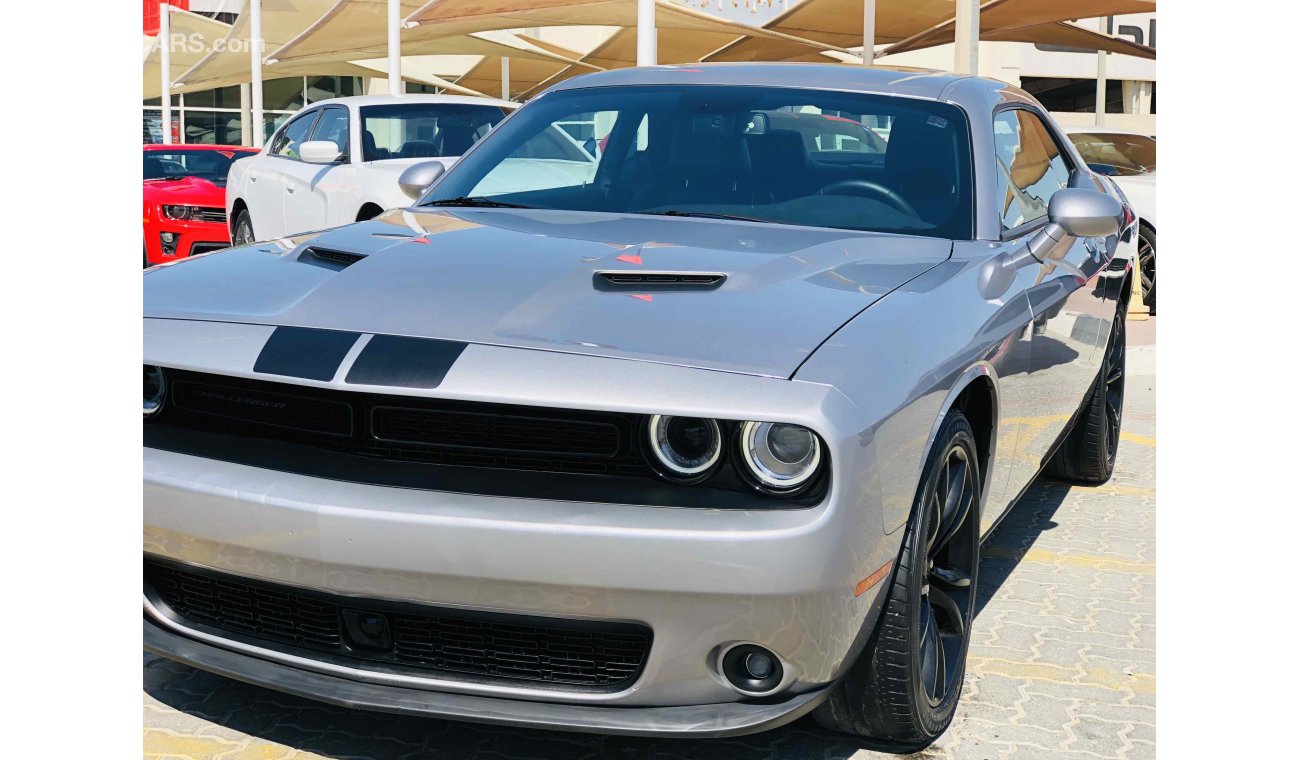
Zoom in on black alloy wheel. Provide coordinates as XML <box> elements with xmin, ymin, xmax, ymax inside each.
<box><xmin>1137</xmin><ymin>223</ymin><xmax>1156</xmax><ymax>313</ymax></box>
<box><xmin>1102</xmin><ymin>311</ymin><xmax>1126</xmax><ymax>470</ymax></box>
<box><xmin>233</xmin><ymin>210</ymin><xmax>255</xmax><ymax>246</ymax></box>
<box><xmin>814</xmin><ymin>410</ymin><xmax>980</xmax><ymax>747</ymax></box>
<box><xmin>917</xmin><ymin>440</ymin><xmax>980</xmax><ymax>708</ymax></box>
<box><xmin>1046</xmin><ymin>306</ymin><xmax>1127</xmax><ymax>483</ymax></box>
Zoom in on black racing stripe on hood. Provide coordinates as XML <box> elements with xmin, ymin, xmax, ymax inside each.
<box><xmin>253</xmin><ymin>327</ymin><xmax>361</xmax><ymax>381</ymax></box>
<box><xmin>345</xmin><ymin>335</ymin><xmax>467</xmax><ymax>389</ymax></box>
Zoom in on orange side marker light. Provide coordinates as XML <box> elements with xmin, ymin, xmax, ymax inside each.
<box><xmin>854</xmin><ymin>560</ymin><xmax>893</xmax><ymax>597</ymax></box>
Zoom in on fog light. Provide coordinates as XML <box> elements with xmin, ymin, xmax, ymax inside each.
<box><xmin>160</xmin><ymin>232</ymin><xmax>175</xmax><ymax>243</ymax></box>
<box><xmin>159</xmin><ymin>231</ymin><xmax>178</xmax><ymax>256</ymax></box>
<box><xmin>721</xmin><ymin>643</ymin><xmax>785</xmax><ymax>696</ymax></box>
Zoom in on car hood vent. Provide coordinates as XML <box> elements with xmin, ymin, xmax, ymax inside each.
<box><xmin>594</xmin><ymin>271</ymin><xmax>727</xmax><ymax>291</ymax></box>
<box><xmin>302</xmin><ymin>247</ymin><xmax>367</xmax><ymax>270</ymax></box>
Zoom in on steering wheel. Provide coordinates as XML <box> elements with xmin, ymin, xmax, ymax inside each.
<box><xmin>817</xmin><ymin>179</ymin><xmax>918</xmax><ymax>218</ymax></box>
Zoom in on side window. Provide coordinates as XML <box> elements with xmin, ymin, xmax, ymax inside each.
<box><xmin>270</xmin><ymin>111</ymin><xmax>319</xmax><ymax>159</ymax></box>
<box><xmin>993</xmin><ymin>110</ymin><xmax>1072</xmax><ymax>231</ymax></box>
<box><xmin>310</xmin><ymin>107</ymin><xmax>350</xmax><ymax>158</ymax></box>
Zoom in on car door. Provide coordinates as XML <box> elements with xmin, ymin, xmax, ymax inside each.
<box><xmin>993</xmin><ymin>108</ymin><xmax>1113</xmax><ymax>494</ymax></box>
<box><xmin>253</xmin><ymin>109</ymin><xmax>321</xmax><ymax>240</ymax></box>
<box><xmin>281</xmin><ymin>105</ymin><xmax>354</xmax><ymax>235</ymax></box>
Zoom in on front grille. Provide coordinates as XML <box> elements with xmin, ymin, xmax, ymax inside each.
<box><xmin>194</xmin><ymin>207</ymin><xmax>226</xmax><ymax>224</ymax></box>
<box><xmin>145</xmin><ymin>557</ymin><xmax>651</xmax><ymax>691</ymax></box>
<box><xmin>161</xmin><ymin>370</ymin><xmax>652</xmax><ymax>478</ymax></box>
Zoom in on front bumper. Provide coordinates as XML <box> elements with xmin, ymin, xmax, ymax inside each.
<box><xmin>145</xmin><ymin>617</ymin><xmax>830</xmax><ymax>737</ymax></box>
<box><xmin>143</xmin><ymin>327</ymin><xmax>899</xmax><ymax>731</ymax></box>
<box><xmin>143</xmin><ymin>218</ymin><xmax>230</xmax><ymax>263</ymax></box>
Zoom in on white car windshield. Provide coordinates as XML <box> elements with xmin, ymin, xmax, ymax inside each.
<box><xmin>423</xmin><ymin>84</ymin><xmax>974</xmax><ymax>239</ymax></box>
<box><xmin>360</xmin><ymin>103</ymin><xmax>511</xmax><ymax>161</ymax></box>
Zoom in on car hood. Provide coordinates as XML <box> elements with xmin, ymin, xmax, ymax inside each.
<box><xmin>144</xmin><ymin>208</ymin><xmax>951</xmax><ymax>378</ymax></box>
<box><xmin>143</xmin><ymin>176</ymin><xmax>225</xmax><ymax>206</ymax></box>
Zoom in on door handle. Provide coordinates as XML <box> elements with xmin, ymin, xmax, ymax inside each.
<box><xmin>287</xmin><ymin>186</ymin><xmax>295</xmax><ymax>194</ymax></box>
<box><xmin>249</xmin><ymin>176</ymin><xmax>256</xmax><ymax>182</ymax></box>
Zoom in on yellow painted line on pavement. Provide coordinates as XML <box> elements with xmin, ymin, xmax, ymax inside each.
<box><xmin>968</xmin><ymin>656</ymin><xmax>1156</xmax><ymax>694</ymax></box>
<box><xmin>1121</xmin><ymin>431</ymin><xmax>1156</xmax><ymax>447</ymax></box>
<box><xmin>1084</xmin><ymin>483</ymin><xmax>1154</xmax><ymax>498</ymax></box>
<box><xmin>143</xmin><ymin>728</ymin><xmax>294</xmax><ymax>760</ymax></box>
<box><xmin>983</xmin><ymin>546</ymin><xmax>1154</xmax><ymax>574</ymax></box>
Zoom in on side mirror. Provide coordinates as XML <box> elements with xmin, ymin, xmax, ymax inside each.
<box><xmin>1046</xmin><ymin>188</ymin><xmax>1122</xmax><ymax>238</ymax></box>
<box><xmin>398</xmin><ymin>161</ymin><xmax>446</xmax><ymax>200</ymax></box>
<box><xmin>299</xmin><ymin>140</ymin><xmax>342</xmax><ymax>164</ymax></box>
<box><xmin>979</xmin><ymin>189</ymin><xmax>1123</xmax><ymax>300</ymax></box>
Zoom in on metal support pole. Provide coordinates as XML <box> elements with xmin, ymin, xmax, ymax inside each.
<box><xmin>250</xmin><ymin>0</ymin><xmax>264</xmax><ymax>146</ymax></box>
<box><xmin>501</xmin><ymin>57</ymin><xmax>510</xmax><ymax>100</ymax></box>
<box><xmin>159</xmin><ymin>2</ymin><xmax>172</xmax><ymax>144</ymax></box>
<box><xmin>861</xmin><ymin>0</ymin><xmax>875</xmax><ymax>64</ymax></box>
<box><xmin>388</xmin><ymin>0</ymin><xmax>403</xmax><ymax>95</ymax></box>
<box><xmin>637</xmin><ymin>0</ymin><xmax>656</xmax><ymax>67</ymax></box>
<box><xmin>239</xmin><ymin>83</ymin><xmax>251</xmax><ymax>146</ymax></box>
<box><xmin>954</xmin><ymin>0</ymin><xmax>979</xmax><ymax>75</ymax></box>
<box><xmin>1094</xmin><ymin>17</ymin><xmax>1109</xmax><ymax>127</ymax></box>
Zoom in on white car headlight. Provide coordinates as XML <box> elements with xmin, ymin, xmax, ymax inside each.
<box><xmin>738</xmin><ymin>421</ymin><xmax>822</xmax><ymax>491</ymax></box>
<box><xmin>646</xmin><ymin>414</ymin><xmax>721</xmax><ymax>480</ymax></box>
<box><xmin>144</xmin><ymin>365</ymin><xmax>166</xmax><ymax>417</ymax></box>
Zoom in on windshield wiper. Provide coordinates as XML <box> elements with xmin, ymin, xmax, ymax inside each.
<box><xmin>422</xmin><ymin>196</ymin><xmax>535</xmax><ymax>209</ymax></box>
<box><xmin>637</xmin><ymin>210</ymin><xmax>773</xmax><ymax>224</ymax></box>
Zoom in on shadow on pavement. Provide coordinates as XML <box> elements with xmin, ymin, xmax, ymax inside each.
<box><xmin>144</xmin><ymin>477</ymin><xmax>1071</xmax><ymax>760</ymax></box>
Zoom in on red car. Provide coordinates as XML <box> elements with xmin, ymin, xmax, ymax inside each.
<box><xmin>143</xmin><ymin>144</ymin><xmax>258</xmax><ymax>267</ymax></box>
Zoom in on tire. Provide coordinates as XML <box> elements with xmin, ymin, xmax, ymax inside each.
<box><xmin>356</xmin><ymin>204</ymin><xmax>383</xmax><ymax>222</ymax></box>
<box><xmin>1137</xmin><ymin>222</ymin><xmax>1155</xmax><ymax>314</ymax></box>
<box><xmin>143</xmin><ymin>242</ymin><xmax>151</xmax><ymax>269</ymax></box>
<box><xmin>1046</xmin><ymin>309</ymin><xmax>1126</xmax><ymax>484</ymax></box>
<box><xmin>814</xmin><ymin>410</ymin><xmax>981</xmax><ymax>749</ymax></box>
<box><xmin>232</xmin><ymin>209</ymin><xmax>255</xmax><ymax>246</ymax></box>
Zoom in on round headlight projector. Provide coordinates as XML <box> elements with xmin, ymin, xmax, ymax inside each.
<box><xmin>143</xmin><ymin>365</ymin><xmax>166</xmax><ymax>417</ymax></box>
<box><xmin>647</xmin><ymin>414</ymin><xmax>722</xmax><ymax>480</ymax></box>
<box><xmin>739</xmin><ymin>421</ymin><xmax>822</xmax><ymax>490</ymax></box>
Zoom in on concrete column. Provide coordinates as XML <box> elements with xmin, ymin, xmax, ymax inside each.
<box><xmin>1094</xmin><ymin>50</ymin><xmax>1108</xmax><ymax>126</ymax></box>
<box><xmin>954</xmin><ymin>0</ymin><xmax>979</xmax><ymax>75</ymax></box>
<box><xmin>501</xmin><ymin>57</ymin><xmax>510</xmax><ymax>100</ymax></box>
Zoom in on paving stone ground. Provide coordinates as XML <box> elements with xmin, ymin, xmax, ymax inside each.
<box><xmin>143</xmin><ymin>322</ymin><xmax>1156</xmax><ymax>760</ymax></box>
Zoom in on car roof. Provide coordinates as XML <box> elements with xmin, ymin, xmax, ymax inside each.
<box><xmin>143</xmin><ymin>144</ymin><xmax>257</xmax><ymax>151</ymax></box>
<box><xmin>545</xmin><ymin>62</ymin><xmax>1025</xmax><ymax>107</ymax></box>
<box><xmin>302</xmin><ymin>94</ymin><xmax>520</xmax><ymax>110</ymax></box>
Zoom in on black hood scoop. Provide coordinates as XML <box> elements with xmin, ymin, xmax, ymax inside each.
<box><xmin>594</xmin><ymin>271</ymin><xmax>727</xmax><ymax>291</ymax></box>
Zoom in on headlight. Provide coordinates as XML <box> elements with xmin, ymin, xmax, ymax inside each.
<box><xmin>162</xmin><ymin>205</ymin><xmax>193</xmax><ymax>220</ymax></box>
<box><xmin>738</xmin><ymin>421</ymin><xmax>822</xmax><ymax>491</ymax></box>
<box><xmin>144</xmin><ymin>365</ymin><xmax>166</xmax><ymax>417</ymax></box>
<box><xmin>646</xmin><ymin>414</ymin><xmax>721</xmax><ymax>480</ymax></box>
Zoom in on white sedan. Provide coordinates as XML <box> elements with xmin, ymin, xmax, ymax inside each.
<box><xmin>227</xmin><ymin>94</ymin><xmax>518</xmax><ymax>243</ymax></box>
<box><xmin>1064</xmin><ymin>126</ymin><xmax>1156</xmax><ymax>312</ymax></box>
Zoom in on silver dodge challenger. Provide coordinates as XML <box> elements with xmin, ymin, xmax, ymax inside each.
<box><xmin>144</xmin><ymin>64</ymin><xmax>1135</xmax><ymax>748</ymax></box>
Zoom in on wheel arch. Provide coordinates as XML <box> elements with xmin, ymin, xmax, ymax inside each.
<box><xmin>922</xmin><ymin>364</ymin><xmax>1000</xmax><ymax>498</ymax></box>
<box><xmin>229</xmin><ymin>198</ymin><xmax>248</xmax><ymax>236</ymax></box>
<box><xmin>356</xmin><ymin>202</ymin><xmax>385</xmax><ymax>222</ymax></box>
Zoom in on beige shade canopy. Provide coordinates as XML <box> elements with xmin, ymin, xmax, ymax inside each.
<box><xmin>143</xmin><ymin>9</ymin><xmax>233</xmax><ymax>99</ymax></box>
<box><xmin>511</xmin><ymin>25</ymin><xmax>744</xmax><ymax>98</ymax></box>
<box><xmin>714</xmin><ymin>0</ymin><xmax>1156</xmax><ymax>63</ymax></box>
<box><xmin>270</xmin><ymin>0</ymin><xmax>846</xmax><ymax>65</ymax></box>
<box><xmin>883</xmin><ymin>0</ymin><xmax>1157</xmax><ymax>59</ymax></box>
<box><xmin>176</xmin><ymin>0</ymin><xmax>339</xmax><ymax>89</ymax></box>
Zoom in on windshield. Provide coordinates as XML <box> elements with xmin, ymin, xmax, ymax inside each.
<box><xmin>424</xmin><ymin>85</ymin><xmax>973</xmax><ymax>239</ymax></box>
<box><xmin>1068</xmin><ymin>132</ymin><xmax>1155</xmax><ymax>176</ymax></box>
<box><xmin>360</xmin><ymin>103</ymin><xmax>510</xmax><ymax>161</ymax></box>
<box><xmin>143</xmin><ymin>149</ymin><xmax>251</xmax><ymax>181</ymax></box>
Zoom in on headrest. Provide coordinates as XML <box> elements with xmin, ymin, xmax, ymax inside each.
<box><xmin>436</xmin><ymin>120</ymin><xmax>477</xmax><ymax>156</ymax></box>
<box><xmin>747</xmin><ymin>128</ymin><xmax>809</xmax><ymax>174</ymax></box>
<box><xmin>667</xmin><ymin>114</ymin><xmax>750</xmax><ymax>171</ymax></box>
<box><xmin>886</xmin><ymin>114</ymin><xmax>957</xmax><ymax>176</ymax></box>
